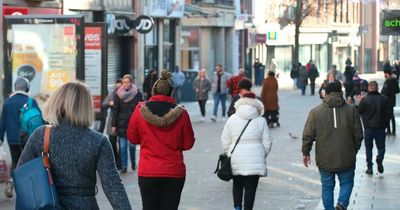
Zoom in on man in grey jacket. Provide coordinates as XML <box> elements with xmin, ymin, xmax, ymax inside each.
<box><xmin>211</xmin><ymin>64</ymin><xmax>230</xmax><ymax>122</ymax></box>
<box><xmin>302</xmin><ymin>82</ymin><xmax>363</xmax><ymax>210</ymax></box>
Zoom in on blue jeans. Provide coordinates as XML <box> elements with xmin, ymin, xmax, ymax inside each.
<box><xmin>364</xmin><ymin>128</ymin><xmax>386</xmax><ymax>168</ymax></box>
<box><xmin>119</xmin><ymin>137</ymin><xmax>136</xmax><ymax>169</ymax></box>
<box><xmin>319</xmin><ymin>166</ymin><xmax>355</xmax><ymax>210</ymax></box>
<box><xmin>300</xmin><ymin>86</ymin><xmax>306</xmax><ymax>95</ymax></box>
<box><xmin>213</xmin><ymin>92</ymin><xmax>227</xmax><ymax>117</ymax></box>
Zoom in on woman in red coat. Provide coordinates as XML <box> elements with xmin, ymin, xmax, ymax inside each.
<box><xmin>260</xmin><ymin>71</ymin><xmax>280</xmax><ymax>127</ymax></box>
<box><xmin>127</xmin><ymin>70</ymin><xmax>195</xmax><ymax>210</ymax></box>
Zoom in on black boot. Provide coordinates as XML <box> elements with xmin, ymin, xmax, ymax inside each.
<box><xmin>376</xmin><ymin>157</ymin><xmax>384</xmax><ymax>173</ymax></box>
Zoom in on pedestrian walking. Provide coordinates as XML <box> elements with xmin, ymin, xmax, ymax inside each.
<box><xmin>308</xmin><ymin>63</ymin><xmax>319</xmax><ymax>95</ymax></box>
<box><xmin>343</xmin><ymin>66</ymin><xmax>355</xmax><ymax>99</ymax></box>
<box><xmin>350</xmin><ymin>74</ymin><xmax>368</xmax><ymax>106</ymax></box>
<box><xmin>227</xmin><ymin>68</ymin><xmax>246</xmax><ymax>98</ymax></box>
<box><xmin>17</xmin><ymin>81</ymin><xmax>132</xmax><ymax>209</ymax></box>
<box><xmin>253</xmin><ymin>59</ymin><xmax>263</xmax><ymax>86</ymax></box>
<box><xmin>193</xmin><ymin>68</ymin><xmax>211</xmax><ymax>121</ymax></box>
<box><xmin>260</xmin><ymin>71</ymin><xmax>279</xmax><ymax>127</ymax></box>
<box><xmin>102</xmin><ymin>78</ymin><xmax>123</xmax><ymax>170</ymax></box>
<box><xmin>329</xmin><ymin>65</ymin><xmax>344</xmax><ymax>83</ymax></box>
<box><xmin>302</xmin><ymin>81</ymin><xmax>363</xmax><ymax>210</ymax></box>
<box><xmin>358</xmin><ymin>81</ymin><xmax>390</xmax><ymax>175</ymax></box>
<box><xmin>381</xmin><ymin>69</ymin><xmax>399</xmax><ymax>135</ymax></box>
<box><xmin>112</xmin><ymin>74</ymin><xmax>142</xmax><ymax>173</ymax></box>
<box><xmin>143</xmin><ymin>69</ymin><xmax>158</xmax><ymax>100</ymax></box>
<box><xmin>297</xmin><ymin>65</ymin><xmax>308</xmax><ymax>95</ymax></box>
<box><xmin>0</xmin><ymin>77</ymin><xmax>41</xmax><ymax>198</ymax></box>
<box><xmin>211</xmin><ymin>64</ymin><xmax>230</xmax><ymax>122</ymax></box>
<box><xmin>383</xmin><ymin>59</ymin><xmax>391</xmax><ymax>73</ymax></box>
<box><xmin>345</xmin><ymin>57</ymin><xmax>352</xmax><ymax>67</ymax></box>
<box><xmin>221</xmin><ymin>92</ymin><xmax>272</xmax><ymax>210</ymax></box>
<box><xmin>318</xmin><ymin>73</ymin><xmax>336</xmax><ymax>99</ymax></box>
<box><xmin>227</xmin><ymin>78</ymin><xmax>253</xmax><ymax>117</ymax></box>
<box><xmin>127</xmin><ymin>70</ymin><xmax>195</xmax><ymax>210</ymax></box>
<box><xmin>290</xmin><ymin>63</ymin><xmax>300</xmax><ymax>89</ymax></box>
<box><xmin>172</xmin><ymin>65</ymin><xmax>185</xmax><ymax>103</ymax></box>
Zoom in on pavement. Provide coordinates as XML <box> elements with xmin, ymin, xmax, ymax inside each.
<box><xmin>0</xmin><ymin>73</ymin><xmax>399</xmax><ymax>210</ymax></box>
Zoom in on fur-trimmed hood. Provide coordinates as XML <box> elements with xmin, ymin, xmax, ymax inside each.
<box><xmin>234</xmin><ymin>97</ymin><xmax>264</xmax><ymax>120</ymax></box>
<box><xmin>140</xmin><ymin>104</ymin><xmax>185</xmax><ymax>128</ymax></box>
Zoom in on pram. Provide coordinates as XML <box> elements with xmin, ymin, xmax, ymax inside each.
<box><xmin>264</xmin><ymin>110</ymin><xmax>280</xmax><ymax>128</ymax></box>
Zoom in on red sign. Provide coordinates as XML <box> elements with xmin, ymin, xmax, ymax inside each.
<box><xmin>255</xmin><ymin>34</ymin><xmax>267</xmax><ymax>44</ymax></box>
<box><xmin>85</xmin><ymin>27</ymin><xmax>102</xmax><ymax>50</ymax></box>
<box><xmin>3</xmin><ymin>7</ymin><xmax>29</xmax><ymax>16</ymax></box>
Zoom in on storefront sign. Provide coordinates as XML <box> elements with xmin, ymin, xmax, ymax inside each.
<box><xmin>255</xmin><ymin>34</ymin><xmax>267</xmax><ymax>43</ymax></box>
<box><xmin>106</xmin><ymin>14</ymin><xmax>154</xmax><ymax>34</ymax></box>
<box><xmin>236</xmin><ymin>14</ymin><xmax>248</xmax><ymax>22</ymax></box>
<box><xmin>85</xmin><ymin>26</ymin><xmax>103</xmax><ymax>112</ymax></box>
<box><xmin>268</xmin><ymin>32</ymin><xmax>277</xmax><ymax>40</ymax></box>
<box><xmin>3</xmin><ymin>7</ymin><xmax>29</xmax><ymax>16</ymax></box>
<box><xmin>381</xmin><ymin>10</ymin><xmax>400</xmax><ymax>35</ymax></box>
<box><xmin>147</xmin><ymin>0</ymin><xmax>184</xmax><ymax>18</ymax></box>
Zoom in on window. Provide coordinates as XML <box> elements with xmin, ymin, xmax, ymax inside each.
<box><xmin>181</xmin><ymin>27</ymin><xmax>200</xmax><ymax>71</ymax></box>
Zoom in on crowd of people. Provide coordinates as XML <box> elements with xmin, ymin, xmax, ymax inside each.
<box><xmin>0</xmin><ymin>57</ymin><xmax>399</xmax><ymax>210</ymax></box>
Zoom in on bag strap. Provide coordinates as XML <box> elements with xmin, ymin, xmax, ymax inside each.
<box><xmin>230</xmin><ymin>119</ymin><xmax>252</xmax><ymax>155</ymax></box>
<box><xmin>42</xmin><ymin>126</ymin><xmax>51</xmax><ymax>169</ymax></box>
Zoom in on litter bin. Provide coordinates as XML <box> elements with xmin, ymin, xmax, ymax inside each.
<box><xmin>181</xmin><ymin>70</ymin><xmax>198</xmax><ymax>102</ymax></box>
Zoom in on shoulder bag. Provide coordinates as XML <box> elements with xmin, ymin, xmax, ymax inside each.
<box><xmin>12</xmin><ymin>126</ymin><xmax>61</xmax><ymax>210</ymax></box>
<box><xmin>214</xmin><ymin>119</ymin><xmax>252</xmax><ymax>182</ymax></box>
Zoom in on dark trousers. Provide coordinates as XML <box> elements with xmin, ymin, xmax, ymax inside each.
<box><xmin>198</xmin><ymin>100</ymin><xmax>207</xmax><ymax>117</ymax></box>
<box><xmin>309</xmin><ymin>78</ymin><xmax>316</xmax><ymax>95</ymax></box>
<box><xmin>8</xmin><ymin>144</ymin><xmax>25</xmax><ymax>171</ymax></box>
<box><xmin>232</xmin><ymin>175</ymin><xmax>260</xmax><ymax>210</ymax></box>
<box><xmin>364</xmin><ymin>128</ymin><xmax>386</xmax><ymax>168</ymax></box>
<box><xmin>138</xmin><ymin>176</ymin><xmax>185</xmax><ymax>210</ymax></box>
<box><xmin>300</xmin><ymin>86</ymin><xmax>307</xmax><ymax>95</ymax></box>
<box><xmin>108</xmin><ymin>135</ymin><xmax>121</xmax><ymax>169</ymax></box>
<box><xmin>386</xmin><ymin>107</ymin><xmax>396</xmax><ymax>134</ymax></box>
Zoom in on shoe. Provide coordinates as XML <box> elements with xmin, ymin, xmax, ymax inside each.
<box><xmin>222</xmin><ymin>117</ymin><xmax>227</xmax><ymax>121</ymax></box>
<box><xmin>200</xmin><ymin>117</ymin><xmax>205</xmax><ymax>122</ymax></box>
<box><xmin>5</xmin><ymin>181</ymin><xmax>13</xmax><ymax>198</ymax></box>
<box><xmin>335</xmin><ymin>203</ymin><xmax>345</xmax><ymax>210</ymax></box>
<box><xmin>365</xmin><ymin>167</ymin><xmax>373</xmax><ymax>175</ymax></box>
<box><xmin>211</xmin><ymin>116</ymin><xmax>216</xmax><ymax>122</ymax></box>
<box><xmin>234</xmin><ymin>207</ymin><xmax>242</xmax><ymax>210</ymax></box>
<box><xmin>121</xmin><ymin>167</ymin><xmax>127</xmax><ymax>173</ymax></box>
<box><xmin>132</xmin><ymin>165</ymin><xmax>137</xmax><ymax>171</ymax></box>
<box><xmin>376</xmin><ymin>158</ymin><xmax>384</xmax><ymax>173</ymax></box>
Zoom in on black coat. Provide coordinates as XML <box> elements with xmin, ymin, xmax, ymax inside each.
<box><xmin>381</xmin><ymin>77</ymin><xmax>400</xmax><ymax>107</ymax></box>
<box><xmin>112</xmin><ymin>93</ymin><xmax>143</xmax><ymax>137</ymax></box>
<box><xmin>358</xmin><ymin>91</ymin><xmax>390</xmax><ymax>129</ymax></box>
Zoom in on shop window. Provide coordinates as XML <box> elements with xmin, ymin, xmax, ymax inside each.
<box><xmin>181</xmin><ymin>27</ymin><xmax>200</xmax><ymax>71</ymax></box>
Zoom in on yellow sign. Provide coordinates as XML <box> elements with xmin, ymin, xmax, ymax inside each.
<box><xmin>47</xmin><ymin>71</ymin><xmax>70</xmax><ymax>91</ymax></box>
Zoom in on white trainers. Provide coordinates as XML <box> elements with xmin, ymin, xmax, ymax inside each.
<box><xmin>222</xmin><ymin>117</ymin><xmax>227</xmax><ymax>121</ymax></box>
<box><xmin>200</xmin><ymin>117</ymin><xmax>205</xmax><ymax>122</ymax></box>
<box><xmin>211</xmin><ymin>116</ymin><xmax>216</xmax><ymax>122</ymax></box>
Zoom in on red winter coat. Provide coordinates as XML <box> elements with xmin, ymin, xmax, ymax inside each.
<box><xmin>127</xmin><ymin>95</ymin><xmax>195</xmax><ymax>178</ymax></box>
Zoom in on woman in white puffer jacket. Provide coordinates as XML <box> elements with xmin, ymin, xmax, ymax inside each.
<box><xmin>221</xmin><ymin>92</ymin><xmax>273</xmax><ymax>210</ymax></box>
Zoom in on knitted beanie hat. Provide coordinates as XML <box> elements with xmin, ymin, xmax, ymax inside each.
<box><xmin>326</xmin><ymin>81</ymin><xmax>342</xmax><ymax>94</ymax></box>
<box><xmin>152</xmin><ymin>69</ymin><xmax>174</xmax><ymax>96</ymax></box>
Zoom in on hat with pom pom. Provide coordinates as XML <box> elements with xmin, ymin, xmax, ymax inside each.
<box><xmin>152</xmin><ymin>69</ymin><xmax>174</xmax><ymax>96</ymax></box>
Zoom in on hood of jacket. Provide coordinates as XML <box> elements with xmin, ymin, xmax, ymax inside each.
<box><xmin>234</xmin><ymin>97</ymin><xmax>264</xmax><ymax>120</ymax></box>
<box><xmin>140</xmin><ymin>95</ymin><xmax>184</xmax><ymax>128</ymax></box>
<box><xmin>323</xmin><ymin>92</ymin><xmax>346</xmax><ymax>108</ymax></box>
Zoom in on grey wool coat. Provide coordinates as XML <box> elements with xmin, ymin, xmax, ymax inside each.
<box><xmin>192</xmin><ymin>78</ymin><xmax>211</xmax><ymax>100</ymax></box>
<box><xmin>17</xmin><ymin>121</ymin><xmax>132</xmax><ymax>210</ymax></box>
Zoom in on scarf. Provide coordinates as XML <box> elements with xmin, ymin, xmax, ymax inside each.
<box><xmin>116</xmin><ymin>84</ymin><xmax>138</xmax><ymax>103</ymax></box>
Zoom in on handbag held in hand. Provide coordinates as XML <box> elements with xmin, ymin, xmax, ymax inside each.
<box><xmin>214</xmin><ymin>119</ymin><xmax>252</xmax><ymax>182</ymax></box>
<box><xmin>12</xmin><ymin>126</ymin><xmax>61</xmax><ymax>210</ymax></box>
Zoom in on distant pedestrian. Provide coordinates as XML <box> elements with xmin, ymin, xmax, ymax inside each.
<box><xmin>345</xmin><ymin>57</ymin><xmax>352</xmax><ymax>67</ymax></box>
<box><xmin>343</xmin><ymin>66</ymin><xmax>355</xmax><ymax>99</ymax></box>
<box><xmin>381</xmin><ymin>69</ymin><xmax>400</xmax><ymax>135</ymax></box>
<box><xmin>112</xmin><ymin>74</ymin><xmax>142</xmax><ymax>173</ymax></box>
<box><xmin>172</xmin><ymin>65</ymin><xmax>185</xmax><ymax>103</ymax></box>
<box><xmin>127</xmin><ymin>70</ymin><xmax>195</xmax><ymax>210</ymax></box>
<box><xmin>350</xmin><ymin>74</ymin><xmax>368</xmax><ymax>106</ymax></box>
<box><xmin>227</xmin><ymin>68</ymin><xmax>246</xmax><ymax>98</ymax></box>
<box><xmin>227</xmin><ymin>78</ymin><xmax>253</xmax><ymax>117</ymax></box>
<box><xmin>193</xmin><ymin>68</ymin><xmax>211</xmax><ymax>121</ymax></box>
<box><xmin>260</xmin><ymin>71</ymin><xmax>279</xmax><ymax>127</ymax></box>
<box><xmin>298</xmin><ymin>65</ymin><xmax>308</xmax><ymax>95</ymax></box>
<box><xmin>221</xmin><ymin>92</ymin><xmax>272</xmax><ymax>210</ymax></box>
<box><xmin>290</xmin><ymin>63</ymin><xmax>300</xmax><ymax>89</ymax></box>
<box><xmin>211</xmin><ymin>64</ymin><xmax>230</xmax><ymax>122</ymax></box>
<box><xmin>302</xmin><ymin>82</ymin><xmax>363</xmax><ymax>210</ymax></box>
<box><xmin>0</xmin><ymin>77</ymin><xmax>41</xmax><ymax>198</ymax></box>
<box><xmin>102</xmin><ymin>78</ymin><xmax>123</xmax><ymax>170</ymax></box>
<box><xmin>143</xmin><ymin>69</ymin><xmax>158</xmax><ymax>100</ymax></box>
<box><xmin>318</xmin><ymin>73</ymin><xmax>336</xmax><ymax>99</ymax></box>
<box><xmin>269</xmin><ymin>58</ymin><xmax>280</xmax><ymax>78</ymax></box>
<box><xmin>383</xmin><ymin>59</ymin><xmax>392</xmax><ymax>73</ymax></box>
<box><xmin>329</xmin><ymin>65</ymin><xmax>344</xmax><ymax>83</ymax></box>
<box><xmin>358</xmin><ymin>81</ymin><xmax>390</xmax><ymax>175</ymax></box>
<box><xmin>253</xmin><ymin>59</ymin><xmax>263</xmax><ymax>86</ymax></box>
<box><xmin>17</xmin><ymin>81</ymin><xmax>132</xmax><ymax>209</ymax></box>
<box><xmin>308</xmin><ymin>63</ymin><xmax>319</xmax><ymax>95</ymax></box>
<box><xmin>394</xmin><ymin>60</ymin><xmax>400</xmax><ymax>83</ymax></box>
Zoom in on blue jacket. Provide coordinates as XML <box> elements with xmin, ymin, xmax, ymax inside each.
<box><xmin>0</xmin><ymin>92</ymin><xmax>39</xmax><ymax>145</ymax></box>
<box><xmin>172</xmin><ymin>71</ymin><xmax>186</xmax><ymax>88</ymax></box>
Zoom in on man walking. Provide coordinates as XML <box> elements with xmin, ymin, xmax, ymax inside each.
<box><xmin>226</xmin><ymin>68</ymin><xmax>246</xmax><ymax>99</ymax></box>
<box><xmin>381</xmin><ymin>69</ymin><xmax>399</xmax><ymax>135</ymax></box>
<box><xmin>172</xmin><ymin>65</ymin><xmax>185</xmax><ymax>103</ymax></box>
<box><xmin>302</xmin><ymin>82</ymin><xmax>363</xmax><ymax>210</ymax></box>
<box><xmin>211</xmin><ymin>64</ymin><xmax>230</xmax><ymax>122</ymax></box>
<box><xmin>358</xmin><ymin>81</ymin><xmax>390</xmax><ymax>175</ymax></box>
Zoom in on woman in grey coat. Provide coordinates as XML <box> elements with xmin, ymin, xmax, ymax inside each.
<box><xmin>193</xmin><ymin>68</ymin><xmax>211</xmax><ymax>121</ymax></box>
<box><xmin>17</xmin><ymin>81</ymin><xmax>131</xmax><ymax>210</ymax></box>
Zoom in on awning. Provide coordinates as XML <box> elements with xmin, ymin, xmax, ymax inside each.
<box><xmin>184</xmin><ymin>4</ymin><xmax>213</xmax><ymax>18</ymax></box>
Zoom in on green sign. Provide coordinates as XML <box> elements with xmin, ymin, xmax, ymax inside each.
<box><xmin>381</xmin><ymin>10</ymin><xmax>400</xmax><ymax>35</ymax></box>
<box><xmin>268</xmin><ymin>32</ymin><xmax>277</xmax><ymax>40</ymax></box>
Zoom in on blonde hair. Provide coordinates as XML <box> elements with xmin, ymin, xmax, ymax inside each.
<box><xmin>44</xmin><ymin>81</ymin><xmax>94</xmax><ymax>128</ymax></box>
<box><xmin>122</xmin><ymin>74</ymin><xmax>133</xmax><ymax>82</ymax></box>
<box><xmin>197</xmin><ymin>68</ymin><xmax>208</xmax><ymax>79</ymax></box>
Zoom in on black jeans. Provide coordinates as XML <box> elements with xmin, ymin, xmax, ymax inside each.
<box><xmin>108</xmin><ymin>135</ymin><xmax>121</xmax><ymax>169</ymax></box>
<box><xmin>309</xmin><ymin>78</ymin><xmax>316</xmax><ymax>95</ymax></box>
<box><xmin>232</xmin><ymin>175</ymin><xmax>260</xmax><ymax>210</ymax></box>
<box><xmin>8</xmin><ymin>144</ymin><xmax>25</xmax><ymax>171</ymax></box>
<box><xmin>138</xmin><ymin>176</ymin><xmax>185</xmax><ymax>210</ymax></box>
<box><xmin>365</xmin><ymin>128</ymin><xmax>386</xmax><ymax>168</ymax></box>
<box><xmin>198</xmin><ymin>100</ymin><xmax>207</xmax><ymax>117</ymax></box>
<box><xmin>386</xmin><ymin>107</ymin><xmax>396</xmax><ymax>134</ymax></box>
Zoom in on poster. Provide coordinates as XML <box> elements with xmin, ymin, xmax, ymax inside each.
<box><xmin>85</xmin><ymin>26</ymin><xmax>102</xmax><ymax>112</ymax></box>
<box><xmin>147</xmin><ymin>0</ymin><xmax>184</xmax><ymax>18</ymax></box>
<box><xmin>10</xmin><ymin>24</ymin><xmax>77</xmax><ymax>97</ymax></box>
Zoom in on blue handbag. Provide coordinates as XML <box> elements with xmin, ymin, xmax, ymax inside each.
<box><xmin>12</xmin><ymin>126</ymin><xmax>61</xmax><ymax>210</ymax></box>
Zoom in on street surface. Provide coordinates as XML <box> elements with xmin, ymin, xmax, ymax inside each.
<box><xmin>1</xmin><ymin>73</ymin><xmax>399</xmax><ymax>210</ymax></box>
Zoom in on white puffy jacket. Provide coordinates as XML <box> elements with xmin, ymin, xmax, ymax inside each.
<box><xmin>221</xmin><ymin>97</ymin><xmax>273</xmax><ymax>176</ymax></box>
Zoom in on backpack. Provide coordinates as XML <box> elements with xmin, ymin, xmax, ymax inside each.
<box><xmin>20</xmin><ymin>97</ymin><xmax>43</xmax><ymax>136</ymax></box>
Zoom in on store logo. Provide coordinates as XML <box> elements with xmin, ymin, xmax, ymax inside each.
<box><xmin>106</xmin><ymin>14</ymin><xmax>154</xmax><ymax>34</ymax></box>
<box><xmin>134</xmin><ymin>16</ymin><xmax>154</xmax><ymax>34</ymax></box>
